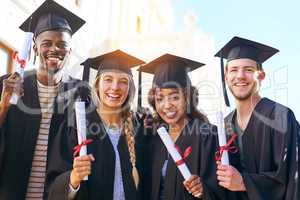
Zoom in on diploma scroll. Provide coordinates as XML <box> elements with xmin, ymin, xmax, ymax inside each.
<box><xmin>10</xmin><ymin>32</ymin><xmax>34</xmax><ymax>104</ymax></box>
<box><xmin>157</xmin><ymin>127</ymin><xmax>192</xmax><ymax>180</ymax></box>
<box><xmin>216</xmin><ymin>111</ymin><xmax>229</xmax><ymax>165</ymax></box>
<box><xmin>75</xmin><ymin>101</ymin><xmax>88</xmax><ymax>180</ymax></box>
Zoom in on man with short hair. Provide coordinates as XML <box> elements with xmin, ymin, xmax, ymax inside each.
<box><xmin>0</xmin><ymin>1</ymin><xmax>87</xmax><ymax>199</ymax></box>
<box><xmin>215</xmin><ymin>36</ymin><xmax>299</xmax><ymax>200</ymax></box>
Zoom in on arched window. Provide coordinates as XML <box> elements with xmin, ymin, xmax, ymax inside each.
<box><xmin>0</xmin><ymin>41</ymin><xmax>13</xmax><ymax>76</ymax></box>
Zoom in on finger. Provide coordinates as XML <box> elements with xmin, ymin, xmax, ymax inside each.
<box><xmin>190</xmin><ymin>184</ymin><xmax>202</xmax><ymax>194</ymax></box>
<box><xmin>217</xmin><ymin>175</ymin><xmax>230</xmax><ymax>182</ymax></box>
<box><xmin>217</xmin><ymin>164</ymin><xmax>229</xmax><ymax>171</ymax></box>
<box><xmin>190</xmin><ymin>176</ymin><xmax>200</xmax><ymax>186</ymax></box>
<box><xmin>74</xmin><ymin>166</ymin><xmax>91</xmax><ymax>174</ymax></box>
<box><xmin>218</xmin><ymin>181</ymin><xmax>230</xmax><ymax>189</ymax></box>
<box><xmin>216</xmin><ymin>169</ymin><xmax>228</xmax><ymax>176</ymax></box>
<box><xmin>74</xmin><ymin>155</ymin><xmax>94</xmax><ymax>162</ymax></box>
<box><xmin>88</xmin><ymin>154</ymin><xmax>95</xmax><ymax>161</ymax></box>
<box><xmin>73</xmin><ymin>160</ymin><xmax>92</xmax><ymax>168</ymax></box>
<box><xmin>193</xmin><ymin>192</ymin><xmax>203</xmax><ymax>198</ymax></box>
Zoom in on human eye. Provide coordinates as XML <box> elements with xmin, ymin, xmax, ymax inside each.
<box><xmin>57</xmin><ymin>42</ymin><xmax>69</xmax><ymax>49</ymax></box>
<box><xmin>119</xmin><ymin>78</ymin><xmax>129</xmax><ymax>85</ymax></box>
<box><xmin>41</xmin><ymin>41</ymin><xmax>52</xmax><ymax>48</ymax></box>
<box><xmin>245</xmin><ymin>67</ymin><xmax>255</xmax><ymax>72</ymax></box>
<box><xmin>103</xmin><ymin>76</ymin><xmax>113</xmax><ymax>82</ymax></box>
<box><xmin>170</xmin><ymin>94</ymin><xmax>180</xmax><ymax>101</ymax></box>
<box><xmin>155</xmin><ymin>96</ymin><xmax>163</xmax><ymax>102</ymax></box>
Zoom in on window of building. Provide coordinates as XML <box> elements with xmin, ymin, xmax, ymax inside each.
<box><xmin>0</xmin><ymin>42</ymin><xmax>13</xmax><ymax>76</ymax></box>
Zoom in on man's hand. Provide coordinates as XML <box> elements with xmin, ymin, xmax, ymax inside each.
<box><xmin>0</xmin><ymin>72</ymin><xmax>23</xmax><ymax>109</ymax></box>
<box><xmin>183</xmin><ymin>175</ymin><xmax>203</xmax><ymax>198</ymax></box>
<box><xmin>216</xmin><ymin>161</ymin><xmax>246</xmax><ymax>191</ymax></box>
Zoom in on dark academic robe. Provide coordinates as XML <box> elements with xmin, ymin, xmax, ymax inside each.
<box><xmin>0</xmin><ymin>70</ymin><xmax>89</xmax><ymax>200</ymax></box>
<box><xmin>224</xmin><ymin>98</ymin><xmax>300</xmax><ymax>200</ymax></box>
<box><xmin>48</xmin><ymin>109</ymin><xmax>146</xmax><ymax>200</ymax></box>
<box><xmin>145</xmin><ymin>118</ymin><xmax>226</xmax><ymax>200</ymax></box>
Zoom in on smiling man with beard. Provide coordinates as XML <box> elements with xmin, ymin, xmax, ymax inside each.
<box><xmin>0</xmin><ymin>1</ymin><xmax>87</xmax><ymax>200</ymax></box>
<box><xmin>215</xmin><ymin>36</ymin><xmax>299</xmax><ymax>200</ymax></box>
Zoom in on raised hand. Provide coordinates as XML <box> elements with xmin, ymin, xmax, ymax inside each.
<box><xmin>1</xmin><ymin>72</ymin><xmax>23</xmax><ymax>109</ymax></box>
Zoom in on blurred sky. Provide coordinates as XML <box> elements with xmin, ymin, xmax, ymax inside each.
<box><xmin>173</xmin><ymin>0</ymin><xmax>300</xmax><ymax>119</ymax></box>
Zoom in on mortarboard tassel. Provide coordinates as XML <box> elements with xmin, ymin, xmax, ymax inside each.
<box><xmin>220</xmin><ymin>56</ymin><xmax>230</xmax><ymax>107</ymax></box>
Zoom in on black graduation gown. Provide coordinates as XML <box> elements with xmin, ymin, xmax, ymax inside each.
<box><xmin>0</xmin><ymin>70</ymin><xmax>88</xmax><ymax>200</ymax></box>
<box><xmin>48</xmin><ymin>109</ymin><xmax>146</xmax><ymax>200</ymax></box>
<box><xmin>145</xmin><ymin>118</ymin><xmax>226</xmax><ymax>200</ymax></box>
<box><xmin>224</xmin><ymin>98</ymin><xmax>300</xmax><ymax>200</ymax></box>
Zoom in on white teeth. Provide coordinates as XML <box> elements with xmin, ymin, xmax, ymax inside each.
<box><xmin>235</xmin><ymin>83</ymin><xmax>247</xmax><ymax>86</ymax></box>
<box><xmin>107</xmin><ymin>94</ymin><xmax>120</xmax><ymax>98</ymax></box>
<box><xmin>47</xmin><ymin>57</ymin><xmax>59</xmax><ymax>61</ymax></box>
<box><xmin>166</xmin><ymin>112</ymin><xmax>176</xmax><ymax>117</ymax></box>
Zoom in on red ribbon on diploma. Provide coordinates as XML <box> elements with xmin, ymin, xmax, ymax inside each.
<box><xmin>73</xmin><ymin>139</ymin><xmax>93</xmax><ymax>158</ymax></box>
<box><xmin>215</xmin><ymin>133</ymin><xmax>238</xmax><ymax>161</ymax></box>
<box><xmin>175</xmin><ymin>146</ymin><xmax>192</xmax><ymax>166</ymax></box>
<box><xmin>12</xmin><ymin>51</ymin><xmax>26</xmax><ymax>68</ymax></box>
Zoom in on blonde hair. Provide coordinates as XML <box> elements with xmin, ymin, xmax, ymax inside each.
<box><xmin>92</xmin><ymin>72</ymin><xmax>139</xmax><ymax>188</ymax></box>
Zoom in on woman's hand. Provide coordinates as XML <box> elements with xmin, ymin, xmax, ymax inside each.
<box><xmin>70</xmin><ymin>154</ymin><xmax>95</xmax><ymax>188</ymax></box>
<box><xmin>183</xmin><ymin>175</ymin><xmax>203</xmax><ymax>198</ymax></box>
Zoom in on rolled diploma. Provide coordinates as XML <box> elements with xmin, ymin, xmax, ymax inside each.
<box><xmin>216</xmin><ymin>111</ymin><xmax>229</xmax><ymax>165</ymax></box>
<box><xmin>10</xmin><ymin>32</ymin><xmax>34</xmax><ymax>104</ymax></box>
<box><xmin>157</xmin><ymin>127</ymin><xmax>192</xmax><ymax>180</ymax></box>
<box><xmin>75</xmin><ymin>101</ymin><xmax>88</xmax><ymax>180</ymax></box>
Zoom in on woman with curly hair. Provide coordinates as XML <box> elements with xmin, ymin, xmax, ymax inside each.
<box><xmin>48</xmin><ymin>50</ymin><xmax>146</xmax><ymax>200</ymax></box>
<box><xmin>142</xmin><ymin>54</ymin><xmax>226</xmax><ymax>200</ymax></box>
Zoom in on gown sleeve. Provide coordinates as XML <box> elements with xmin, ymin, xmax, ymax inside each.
<box><xmin>242</xmin><ymin>110</ymin><xmax>299</xmax><ymax>200</ymax></box>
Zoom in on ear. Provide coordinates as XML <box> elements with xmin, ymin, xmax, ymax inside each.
<box><xmin>257</xmin><ymin>70</ymin><xmax>265</xmax><ymax>81</ymax></box>
<box><xmin>224</xmin><ymin>68</ymin><xmax>229</xmax><ymax>83</ymax></box>
<box><xmin>33</xmin><ymin>43</ymin><xmax>37</xmax><ymax>54</ymax></box>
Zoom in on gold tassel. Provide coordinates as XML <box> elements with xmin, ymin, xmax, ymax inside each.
<box><xmin>132</xmin><ymin>166</ymin><xmax>139</xmax><ymax>189</ymax></box>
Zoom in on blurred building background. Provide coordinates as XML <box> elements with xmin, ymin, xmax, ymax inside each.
<box><xmin>0</xmin><ymin>0</ymin><xmax>240</xmax><ymax>123</ymax></box>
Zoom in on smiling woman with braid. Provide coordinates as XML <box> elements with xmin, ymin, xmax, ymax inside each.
<box><xmin>48</xmin><ymin>50</ymin><xmax>146</xmax><ymax>200</ymax></box>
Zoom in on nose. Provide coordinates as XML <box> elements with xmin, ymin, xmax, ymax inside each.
<box><xmin>163</xmin><ymin>98</ymin><xmax>172</xmax><ymax>109</ymax></box>
<box><xmin>49</xmin><ymin>44</ymin><xmax>59</xmax><ymax>52</ymax></box>
<box><xmin>110</xmin><ymin>80</ymin><xmax>119</xmax><ymax>90</ymax></box>
<box><xmin>236</xmin><ymin>69</ymin><xmax>246</xmax><ymax>79</ymax></box>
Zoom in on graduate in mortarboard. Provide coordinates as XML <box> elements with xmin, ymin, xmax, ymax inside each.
<box><xmin>0</xmin><ymin>0</ymin><xmax>87</xmax><ymax>199</ymax></box>
<box><xmin>141</xmin><ymin>54</ymin><xmax>227</xmax><ymax>200</ymax></box>
<box><xmin>48</xmin><ymin>50</ymin><xmax>147</xmax><ymax>200</ymax></box>
<box><xmin>215</xmin><ymin>36</ymin><xmax>300</xmax><ymax>200</ymax></box>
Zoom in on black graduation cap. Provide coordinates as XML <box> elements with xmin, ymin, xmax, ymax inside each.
<box><xmin>81</xmin><ymin>49</ymin><xmax>145</xmax><ymax>82</ymax></box>
<box><xmin>19</xmin><ymin>0</ymin><xmax>85</xmax><ymax>37</ymax></box>
<box><xmin>140</xmin><ymin>53</ymin><xmax>205</xmax><ymax>88</ymax></box>
<box><xmin>215</xmin><ymin>36</ymin><xmax>279</xmax><ymax>107</ymax></box>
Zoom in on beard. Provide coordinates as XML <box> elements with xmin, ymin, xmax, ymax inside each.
<box><xmin>228</xmin><ymin>82</ymin><xmax>259</xmax><ymax>101</ymax></box>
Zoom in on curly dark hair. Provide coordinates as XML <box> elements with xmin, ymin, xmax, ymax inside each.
<box><xmin>147</xmin><ymin>85</ymin><xmax>208</xmax><ymax>124</ymax></box>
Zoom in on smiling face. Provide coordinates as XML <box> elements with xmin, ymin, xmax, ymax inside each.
<box><xmin>97</xmin><ymin>71</ymin><xmax>130</xmax><ymax>110</ymax></box>
<box><xmin>225</xmin><ymin>58</ymin><xmax>265</xmax><ymax>101</ymax></box>
<box><xmin>34</xmin><ymin>30</ymin><xmax>71</xmax><ymax>75</ymax></box>
<box><xmin>154</xmin><ymin>88</ymin><xmax>187</xmax><ymax>126</ymax></box>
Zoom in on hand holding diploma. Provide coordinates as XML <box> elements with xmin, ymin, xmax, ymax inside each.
<box><xmin>157</xmin><ymin>126</ymin><xmax>192</xmax><ymax>180</ymax></box>
<box><xmin>72</xmin><ymin>101</ymin><xmax>93</xmax><ymax>182</ymax></box>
